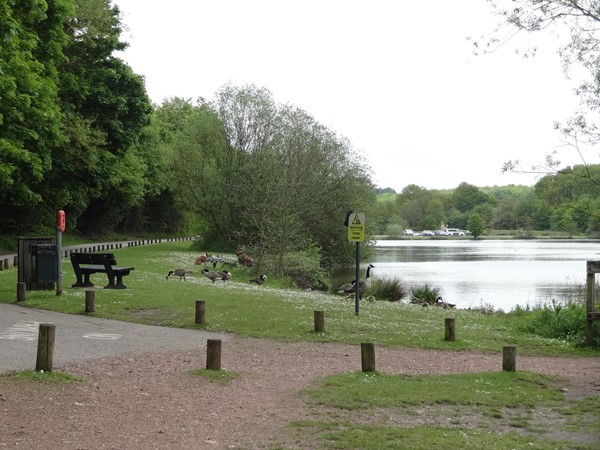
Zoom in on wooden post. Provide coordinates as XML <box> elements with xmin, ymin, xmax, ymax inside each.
<box><xmin>206</xmin><ymin>339</ymin><xmax>222</xmax><ymax>370</ymax></box>
<box><xmin>586</xmin><ymin>266</ymin><xmax>596</xmax><ymax>347</ymax></box>
<box><xmin>314</xmin><ymin>310</ymin><xmax>325</xmax><ymax>332</ymax></box>
<box><xmin>195</xmin><ymin>300</ymin><xmax>205</xmax><ymax>324</ymax></box>
<box><xmin>444</xmin><ymin>318</ymin><xmax>456</xmax><ymax>341</ymax></box>
<box><xmin>36</xmin><ymin>323</ymin><xmax>56</xmax><ymax>372</ymax></box>
<box><xmin>502</xmin><ymin>345</ymin><xmax>516</xmax><ymax>372</ymax></box>
<box><xmin>361</xmin><ymin>342</ymin><xmax>376</xmax><ymax>372</ymax></box>
<box><xmin>85</xmin><ymin>290</ymin><xmax>95</xmax><ymax>313</ymax></box>
<box><xmin>16</xmin><ymin>282</ymin><xmax>26</xmax><ymax>302</ymax></box>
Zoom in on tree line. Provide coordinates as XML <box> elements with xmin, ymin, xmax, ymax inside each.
<box><xmin>372</xmin><ymin>167</ymin><xmax>600</xmax><ymax>238</ymax></box>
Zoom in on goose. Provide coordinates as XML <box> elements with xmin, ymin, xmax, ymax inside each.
<box><xmin>434</xmin><ymin>296</ymin><xmax>456</xmax><ymax>309</ymax></box>
<box><xmin>249</xmin><ymin>274</ymin><xmax>267</xmax><ymax>285</ymax></box>
<box><xmin>346</xmin><ymin>264</ymin><xmax>375</xmax><ymax>296</ymax></box>
<box><xmin>202</xmin><ymin>268</ymin><xmax>223</xmax><ymax>283</ymax></box>
<box><xmin>216</xmin><ymin>270</ymin><xmax>231</xmax><ymax>282</ymax></box>
<box><xmin>166</xmin><ymin>268</ymin><xmax>193</xmax><ymax>281</ymax></box>
<box><xmin>336</xmin><ymin>280</ymin><xmax>356</xmax><ymax>294</ymax></box>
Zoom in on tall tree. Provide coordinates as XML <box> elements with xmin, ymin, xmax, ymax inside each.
<box><xmin>56</xmin><ymin>0</ymin><xmax>152</xmax><ymax>233</ymax></box>
<box><xmin>0</xmin><ymin>0</ymin><xmax>72</xmax><ymax>232</ymax></box>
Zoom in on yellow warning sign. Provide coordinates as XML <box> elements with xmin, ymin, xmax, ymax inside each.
<box><xmin>348</xmin><ymin>213</ymin><xmax>365</xmax><ymax>242</ymax></box>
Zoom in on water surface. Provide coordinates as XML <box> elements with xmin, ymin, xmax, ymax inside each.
<box><xmin>367</xmin><ymin>240</ymin><xmax>600</xmax><ymax>311</ymax></box>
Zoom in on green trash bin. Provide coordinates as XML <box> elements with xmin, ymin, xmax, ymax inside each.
<box><xmin>33</xmin><ymin>244</ymin><xmax>58</xmax><ymax>285</ymax></box>
<box><xmin>18</xmin><ymin>237</ymin><xmax>54</xmax><ymax>290</ymax></box>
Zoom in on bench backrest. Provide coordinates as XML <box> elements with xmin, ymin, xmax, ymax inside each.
<box><xmin>70</xmin><ymin>253</ymin><xmax>117</xmax><ymax>267</ymax></box>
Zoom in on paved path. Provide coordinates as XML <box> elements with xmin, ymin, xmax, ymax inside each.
<box><xmin>0</xmin><ymin>303</ymin><xmax>230</xmax><ymax>373</ymax></box>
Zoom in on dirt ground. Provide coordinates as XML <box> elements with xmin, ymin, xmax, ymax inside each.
<box><xmin>1</xmin><ymin>336</ymin><xmax>599</xmax><ymax>449</ymax></box>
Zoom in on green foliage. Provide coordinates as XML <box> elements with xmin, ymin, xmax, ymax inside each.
<box><xmin>0</xmin><ymin>0</ymin><xmax>71</xmax><ymax>217</ymax></box>
<box><xmin>467</xmin><ymin>212</ymin><xmax>485</xmax><ymax>238</ymax></box>
<box><xmin>520</xmin><ymin>301</ymin><xmax>599</xmax><ymax>347</ymax></box>
<box><xmin>260</xmin><ymin>245</ymin><xmax>332</xmax><ymax>291</ymax></box>
<box><xmin>409</xmin><ymin>284</ymin><xmax>442</xmax><ymax>305</ymax></box>
<box><xmin>369</xmin><ymin>276</ymin><xmax>408</xmax><ymax>302</ymax></box>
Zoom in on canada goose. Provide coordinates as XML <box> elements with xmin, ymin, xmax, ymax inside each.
<box><xmin>202</xmin><ymin>268</ymin><xmax>223</xmax><ymax>283</ymax></box>
<box><xmin>346</xmin><ymin>264</ymin><xmax>375</xmax><ymax>295</ymax></box>
<box><xmin>336</xmin><ymin>280</ymin><xmax>356</xmax><ymax>294</ymax></box>
<box><xmin>434</xmin><ymin>296</ymin><xmax>456</xmax><ymax>309</ymax></box>
<box><xmin>166</xmin><ymin>269</ymin><xmax>193</xmax><ymax>281</ymax></box>
<box><xmin>249</xmin><ymin>274</ymin><xmax>267</xmax><ymax>285</ymax></box>
<box><xmin>216</xmin><ymin>271</ymin><xmax>231</xmax><ymax>282</ymax></box>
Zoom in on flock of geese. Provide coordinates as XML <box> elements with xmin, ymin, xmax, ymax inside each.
<box><xmin>167</xmin><ymin>261</ymin><xmax>455</xmax><ymax>308</ymax></box>
<box><xmin>166</xmin><ymin>267</ymin><xmax>266</xmax><ymax>285</ymax></box>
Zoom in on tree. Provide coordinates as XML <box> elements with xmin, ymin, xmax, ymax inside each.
<box><xmin>453</xmin><ymin>182</ymin><xmax>492</xmax><ymax>213</ymax></box>
<box><xmin>0</xmin><ymin>0</ymin><xmax>72</xmax><ymax>233</ymax></box>
<box><xmin>467</xmin><ymin>213</ymin><xmax>485</xmax><ymax>238</ymax></box>
<box><xmin>56</xmin><ymin>0</ymin><xmax>152</xmax><ymax>233</ymax></box>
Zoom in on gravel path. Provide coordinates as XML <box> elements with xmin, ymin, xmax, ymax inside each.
<box><xmin>1</xmin><ymin>336</ymin><xmax>599</xmax><ymax>449</ymax></box>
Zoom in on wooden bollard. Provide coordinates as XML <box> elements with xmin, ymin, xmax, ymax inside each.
<box><xmin>36</xmin><ymin>323</ymin><xmax>56</xmax><ymax>372</ymax></box>
<box><xmin>195</xmin><ymin>300</ymin><xmax>206</xmax><ymax>324</ymax></box>
<box><xmin>445</xmin><ymin>318</ymin><xmax>456</xmax><ymax>341</ymax></box>
<box><xmin>206</xmin><ymin>339</ymin><xmax>222</xmax><ymax>370</ymax></box>
<box><xmin>361</xmin><ymin>342</ymin><xmax>376</xmax><ymax>372</ymax></box>
<box><xmin>314</xmin><ymin>310</ymin><xmax>325</xmax><ymax>332</ymax></box>
<box><xmin>503</xmin><ymin>345</ymin><xmax>517</xmax><ymax>372</ymax></box>
<box><xmin>17</xmin><ymin>282</ymin><xmax>26</xmax><ymax>302</ymax></box>
<box><xmin>85</xmin><ymin>290</ymin><xmax>95</xmax><ymax>313</ymax></box>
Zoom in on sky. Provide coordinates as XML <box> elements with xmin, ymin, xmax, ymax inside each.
<box><xmin>112</xmin><ymin>0</ymin><xmax>589</xmax><ymax>192</ymax></box>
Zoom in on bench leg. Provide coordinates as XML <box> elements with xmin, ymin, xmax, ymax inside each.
<box><xmin>104</xmin><ymin>274</ymin><xmax>127</xmax><ymax>289</ymax></box>
<box><xmin>71</xmin><ymin>274</ymin><xmax>94</xmax><ymax>288</ymax></box>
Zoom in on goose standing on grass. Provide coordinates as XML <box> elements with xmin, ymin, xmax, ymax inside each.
<box><xmin>216</xmin><ymin>270</ymin><xmax>231</xmax><ymax>282</ymax></box>
<box><xmin>202</xmin><ymin>268</ymin><xmax>223</xmax><ymax>283</ymax></box>
<box><xmin>166</xmin><ymin>269</ymin><xmax>193</xmax><ymax>281</ymax></box>
<box><xmin>249</xmin><ymin>274</ymin><xmax>267</xmax><ymax>285</ymax></box>
<box><xmin>434</xmin><ymin>296</ymin><xmax>455</xmax><ymax>309</ymax></box>
<box><xmin>346</xmin><ymin>264</ymin><xmax>375</xmax><ymax>296</ymax></box>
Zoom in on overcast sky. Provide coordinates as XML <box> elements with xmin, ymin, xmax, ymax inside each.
<box><xmin>113</xmin><ymin>0</ymin><xmax>587</xmax><ymax>192</ymax></box>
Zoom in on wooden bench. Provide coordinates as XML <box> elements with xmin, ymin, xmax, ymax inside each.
<box><xmin>70</xmin><ymin>253</ymin><xmax>134</xmax><ymax>289</ymax></box>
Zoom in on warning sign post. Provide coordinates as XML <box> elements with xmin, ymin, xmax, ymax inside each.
<box><xmin>347</xmin><ymin>213</ymin><xmax>365</xmax><ymax>242</ymax></box>
<box><xmin>345</xmin><ymin>212</ymin><xmax>365</xmax><ymax>316</ymax></box>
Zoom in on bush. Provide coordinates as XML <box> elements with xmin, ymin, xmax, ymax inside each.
<box><xmin>520</xmin><ymin>301</ymin><xmax>599</xmax><ymax>347</ymax></box>
<box><xmin>369</xmin><ymin>277</ymin><xmax>408</xmax><ymax>302</ymax></box>
<box><xmin>409</xmin><ymin>284</ymin><xmax>442</xmax><ymax>305</ymax></box>
<box><xmin>260</xmin><ymin>245</ymin><xmax>331</xmax><ymax>291</ymax></box>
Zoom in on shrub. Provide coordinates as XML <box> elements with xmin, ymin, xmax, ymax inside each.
<box><xmin>520</xmin><ymin>300</ymin><xmax>599</xmax><ymax>347</ymax></box>
<box><xmin>260</xmin><ymin>244</ymin><xmax>331</xmax><ymax>291</ymax></box>
<box><xmin>409</xmin><ymin>284</ymin><xmax>442</xmax><ymax>305</ymax></box>
<box><xmin>369</xmin><ymin>277</ymin><xmax>408</xmax><ymax>302</ymax></box>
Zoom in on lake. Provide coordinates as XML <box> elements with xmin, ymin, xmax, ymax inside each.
<box><xmin>366</xmin><ymin>240</ymin><xmax>600</xmax><ymax>311</ymax></box>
